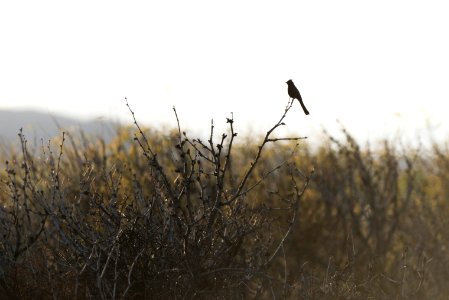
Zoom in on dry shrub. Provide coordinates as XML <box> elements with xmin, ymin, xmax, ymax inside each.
<box><xmin>0</xmin><ymin>101</ymin><xmax>308</xmax><ymax>299</ymax></box>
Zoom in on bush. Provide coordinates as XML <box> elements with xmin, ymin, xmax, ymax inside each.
<box><xmin>0</xmin><ymin>100</ymin><xmax>308</xmax><ymax>299</ymax></box>
<box><xmin>3</xmin><ymin>102</ymin><xmax>449</xmax><ymax>299</ymax></box>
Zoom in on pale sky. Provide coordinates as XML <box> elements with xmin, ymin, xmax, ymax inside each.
<box><xmin>1</xmin><ymin>1</ymin><xmax>449</xmax><ymax>145</ymax></box>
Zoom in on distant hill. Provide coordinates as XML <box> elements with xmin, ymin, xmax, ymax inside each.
<box><xmin>0</xmin><ymin>109</ymin><xmax>119</xmax><ymax>145</ymax></box>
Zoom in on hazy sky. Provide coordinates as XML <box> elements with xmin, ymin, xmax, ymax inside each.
<box><xmin>1</xmin><ymin>1</ymin><xmax>449</xmax><ymax>144</ymax></box>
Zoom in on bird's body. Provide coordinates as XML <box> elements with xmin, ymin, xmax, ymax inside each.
<box><xmin>286</xmin><ymin>79</ymin><xmax>309</xmax><ymax>115</ymax></box>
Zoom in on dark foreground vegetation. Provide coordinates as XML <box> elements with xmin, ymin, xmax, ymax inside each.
<box><xmin>1</xmin><ymin>102</ymin><xmax>449</xmax><ymax>299</ymax></box>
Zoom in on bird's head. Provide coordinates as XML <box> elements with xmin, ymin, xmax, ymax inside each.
<box><xmin>286</xmin><ymin>79</ymin><xmax>293</xmax><ymax>85</ymax></box>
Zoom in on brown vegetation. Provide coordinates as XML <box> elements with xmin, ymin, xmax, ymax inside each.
<box><xmin>1</xmin><ymin>102</ymin><xmax>449</xmax><ymax>299</ymax></box>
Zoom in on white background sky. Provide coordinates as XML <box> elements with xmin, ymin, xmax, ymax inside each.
<box><xmin>1</xmin><ymin>1</ymin><xmax>449</xmax><ymax>145</ymax></box>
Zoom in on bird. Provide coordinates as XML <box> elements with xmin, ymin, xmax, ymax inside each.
<box><xmin>286</xmin><ymin>79</ymin><xmax>309</xmax><ymax>115</ymax></box>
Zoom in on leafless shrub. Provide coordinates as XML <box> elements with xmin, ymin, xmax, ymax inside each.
<box><xmin>5</xmin><ymin>102</ymin><xmax>449</xmax><ymax>299</ymax></box>
<box><xmin>0</xmin><ymin>99</ymin><xmax>309</xmax><ymax>299</ymax></box>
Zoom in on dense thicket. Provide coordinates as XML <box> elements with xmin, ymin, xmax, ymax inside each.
<box><xmin>1</xmin><ymin>106</ymin><xmax>449</xmax><ymax>299</ymax></box>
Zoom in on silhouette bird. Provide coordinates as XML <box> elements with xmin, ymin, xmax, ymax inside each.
<box><xmin>286</xmin><ymin>79</ymin><xmax>309</xmax><ymax>115</ymax></box>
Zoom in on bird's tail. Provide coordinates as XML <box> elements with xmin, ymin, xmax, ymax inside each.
<box><xmin>298</xmin><ymin>99</ymin><xmax>310</xmax><ymax>115</ymax></box>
